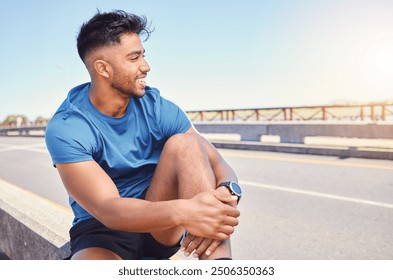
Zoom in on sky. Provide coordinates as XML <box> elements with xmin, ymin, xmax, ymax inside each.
<box><xmin>0</xmin><ymin>0</ymin><xmax>393</xmax><ymax>122</ymax></box>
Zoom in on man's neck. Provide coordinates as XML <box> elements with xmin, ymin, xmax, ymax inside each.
<box><xmin>88</xmin><ymin>83</ymin><xmax>129</xmax><ymax>118</ymax></box>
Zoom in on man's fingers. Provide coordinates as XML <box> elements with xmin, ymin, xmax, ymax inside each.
<box><xmin>204</xmin><ymin>240</ymin><xmax>222</xmax><ymax>257</ymax></box>
<box><xmin>184</xmin><ymin>236</ymin><xmax>202</xmax><ymax>257</ymax></box>
<box><xmin>224</xmin><ymin>204</ymin><xmax>240</xmax><ymax>218</ymax></box>
<box><xmin>226</xmin><ymin>216</ymin><xmax>239</xmax><ymax>227</ymax></box>
<box><xmin>181</xmin><ymin>233</ymin><xmax>195</xmax><ymax>253</ymax></box>
<box><xmin>192</xmin><ymin>239</ymin><xmax>213</xmax><ymax>258</ymax></box>
<box><xmin>215</xmin><ymin>232</ymin><xmax>231</xmax><ymax>240</ymax></box>
<box><xmin>212</xmin><ymin>190</ymin><xmax>240</xmax><ymax>217</ymax></box>
<box><xmin>220</xmin><ymin>224</ymin><xmax>235</xmax><ymax>235</ymax></box>
<box><xmin>212</xmin><ymin>189</ymin><xmax>237</xmax><ymax>204</ymax></box>
<box><xmin>183</xmin><ymin>190</ymin><xmax>240</xmax><ymax>241</ymax></box>
<box><xmin>181</xmin><ymin>237</ymin><xmax>218</xmax><ymax>259</ymax></box>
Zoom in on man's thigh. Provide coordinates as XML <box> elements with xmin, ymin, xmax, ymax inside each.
<box><xmin>71</xmin><ymin>247</ymin><xmax>122</xmax><ymax>260</ymax></box>
<box><xmin>69</xmin><ymin>217</ymin><xmax>180</xmax><ymax>259</ymax></box>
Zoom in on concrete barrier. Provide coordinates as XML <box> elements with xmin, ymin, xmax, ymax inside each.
<box><xmin>193</xmin><ymin>122</ymin><xmax>393</xmax><ymax>143</ymax></box>
<box><xmin>0</xmin><ymin>125</ymin><xmax>46</xmax><ymax>137</ymax></box>
<box><xmin>0</xmin><ymin>178</ymin><xmax>72</xmax><ymax>260</ymax></box>
<box><xmin>2</xmin><ymin>122</ymin><xmax>392</xmax><ymax>143</ymax></box>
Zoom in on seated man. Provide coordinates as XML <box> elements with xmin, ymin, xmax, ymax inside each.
<box><xmin>45</xmin><ymin>10</ymin><xmax>241</xmax><ymax>260</ymax></box>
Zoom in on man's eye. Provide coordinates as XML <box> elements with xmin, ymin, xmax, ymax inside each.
<box><xmin>129</xmin><ymin>54</ymin><xmax>145</xmax><ymax>61</ymax></box>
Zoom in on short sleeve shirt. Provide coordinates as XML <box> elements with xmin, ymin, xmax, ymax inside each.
<box><xmin>45</xmin><ymin>83</ymin><xmax>192</xmax><ymax>224</ymax></box>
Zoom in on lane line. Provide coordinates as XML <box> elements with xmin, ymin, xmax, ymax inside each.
<box><xmin>0</xmin><ymin>143</ymin><xmax>48</xmax><ymax>154</ymax></box>
<box><xmin>0</xmin><ymin>147</ymin><xmax>48</xmax><ymax>153</ymax></box>
<box><xmin>240</xmin><ymin>180</ymin><xmax>393</xmax><ymax>209</ymax></box>
<box><xmin>0</xmin><ymin>142</ymin><xmax>46</xmax><ymax>148</ymax></box>
<box><xmin>221</xmin><ymin>151</ymin><xmax>393</xmax><ymax>171</ymax></box>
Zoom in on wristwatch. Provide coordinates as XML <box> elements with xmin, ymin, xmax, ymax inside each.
<box><xmin>217</xmin><ymin>181</ymin><xmax>242</xmax><ymax>203</ymax></box>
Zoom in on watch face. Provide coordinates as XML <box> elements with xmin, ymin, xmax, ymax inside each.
<box><xmin>230</xmin><ymin>182</ymin><xmax>242</xmax><ymax>196</ymax></box>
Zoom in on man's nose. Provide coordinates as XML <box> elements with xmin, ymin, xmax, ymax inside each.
<box><xmin>140</xmin><ymin>59</ymin><xmax>150</xmax><ymax>73</ymax></box>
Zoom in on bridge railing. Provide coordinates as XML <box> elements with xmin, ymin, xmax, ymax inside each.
<box><xmin>1</xmin><ymin>103</ymin><xmax>393</xmax><ymax>144</ymax></box>
<box><xmin>187</xmin><ymin>103</ymin><xmax>393</xmax><ymax>122</ymax></box>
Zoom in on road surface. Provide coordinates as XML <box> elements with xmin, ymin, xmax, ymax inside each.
<box><xmin>0</xmin><ymin>136</ymin><xmax>392</xmax><ymax>259</ymax></box>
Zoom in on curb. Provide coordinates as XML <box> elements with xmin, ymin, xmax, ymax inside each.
<box><xmin>0</xmin><ymin>178</ymin><xmax>72</xmax><ymax>260</ymax></box>
<box><xmin>211</xmin><ymin>141</ymin><xmax>393</xmax><ymax>160</ymax></box>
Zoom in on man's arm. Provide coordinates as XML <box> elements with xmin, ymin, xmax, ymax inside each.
<box><xmin>56</xmin><ymin>160</ymin><xmax>239</xmax><ymax>240</ymax></box>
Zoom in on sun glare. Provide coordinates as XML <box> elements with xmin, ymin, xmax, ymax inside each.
<box><xmin>354</xmin><ymin>34</ymin><xmax>393</xmax><ymax>102</ymax></box>
<box><xmin>375</xmin><ymin>45</ymin><xmax>393</xmax><ymax>77</ymax></box>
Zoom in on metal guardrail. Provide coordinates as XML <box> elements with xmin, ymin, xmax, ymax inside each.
<box><xmin>187</xmin><ymin>103</ymin><xmax>393</xmax><ymax>122</ymax></box>
<box><xmin>1</xmin><ymin>103</ymin><xmax>393</xmax><ymax>129</ymax></box>
<box><xmin>1</xmin><ymin>103</ymin><xmax>393</xmax><ymax>142</ymax></box>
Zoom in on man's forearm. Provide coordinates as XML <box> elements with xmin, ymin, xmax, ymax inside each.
<box><xmin>96</xmin><ymin>192</ymin><xmax>239</xmax><ymax>241</ymax></box>
<box><xmin>96</xmin><ymin>197</ymin><xmax>183</xmax><ymax>233</ymax></box>
<box><xmin>212</xmin><ymin>159</ymin><xmax>238</xmax><ymax>186</ymax></box>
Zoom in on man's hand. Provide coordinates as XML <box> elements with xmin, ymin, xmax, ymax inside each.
<box><xmin>180</xmin><ymin>189</ymin><xmax>239</xmax><ymax>240</ymax></box>
<box><xmin>179</xmin><ymin>187</ymin><xmax>240</xmax><ymax>258</ymax></box>
<box><xmin>216</xmin><ymin>185</ymin><xmax>239</xmax><ymax>208</ymax></box>
<box><xmin>181</xmin><ymin>234</ymin><xmax>222</xmax><ymax>258</ymax></box>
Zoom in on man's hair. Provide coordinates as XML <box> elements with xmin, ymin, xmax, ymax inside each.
<box><xmin>77</xmin><ymin>10</ymin><xmax>153</xmax><ymax>62</ymax></box>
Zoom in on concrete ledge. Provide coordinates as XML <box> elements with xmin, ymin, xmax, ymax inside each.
<box><xmin>0</xmin><ymin>178</ymin><xmax>73</xmax><ymax>259</ymax></box>
<box><xmin>211</xmin><ymin>141</ymin><xmax>393</xmax><ymax>160</ymax></box>
<box><xmin>195</xmin><ymin>123</ymin><xmax>393</xmax><ymax>143</ymax></box>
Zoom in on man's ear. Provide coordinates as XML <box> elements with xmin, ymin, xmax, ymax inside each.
<box><xmin>93</xmin><ymin>60</ymin><xmax>111</xmax><ymax>78</ymax></box>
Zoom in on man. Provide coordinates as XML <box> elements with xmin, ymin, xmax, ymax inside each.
<box><xmin>45</xmin><ymin>10</ymin><xmax>242</xmax><ymax>260</ymax></box>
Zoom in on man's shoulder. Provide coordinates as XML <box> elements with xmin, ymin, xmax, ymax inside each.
<box><xmin>47</xmin><ymin>107</ymin><xmax>88</xmax><ymax>128</ymax></box>
<box><xmin>46</xmin><ymin>107</ymin><xmax>98</xmax><ymax>144</ymax></box>
<box><xmin>47</xmin><ymin>83</ymin><xmax>90</xmax><ymax>126</ymax></box>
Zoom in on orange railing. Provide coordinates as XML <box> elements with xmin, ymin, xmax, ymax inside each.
<box><xmin>1</xmin><ymin>103</ymin><xmax>393</xmax><ymax>129</ymax></box>
<box><xmin>187</xmin><ymin>103</ymin><xmax>393</xmax><ymax>122</ymax></box>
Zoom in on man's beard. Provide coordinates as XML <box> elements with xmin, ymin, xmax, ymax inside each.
<box><xmin>111</xmin><ymin>73</ymin><xmax>144</xmax><ymax>98</ymax></box>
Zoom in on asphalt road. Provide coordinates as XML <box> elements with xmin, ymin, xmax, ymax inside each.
<box><xmin>1</xmin><ymin>136</ymin><xmax>392</xmax><ymax>259</ymax></box>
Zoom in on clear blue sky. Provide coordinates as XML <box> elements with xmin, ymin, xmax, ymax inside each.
<box><xmin>1</xmin><ymin>0</ymin><xmax>393</xmax><ymax>121</ymax></box>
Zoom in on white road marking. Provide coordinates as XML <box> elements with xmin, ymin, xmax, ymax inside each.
<box><xmin>0</xmin><ymin>143</ymin><xmax>48</xmax><ymax>153</ymax></box>
<box><xmin>240</xmin><ymin>180</ymin><xmax>393</xmax><ymax>209</ymax></box>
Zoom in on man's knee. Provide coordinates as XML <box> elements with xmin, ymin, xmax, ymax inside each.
<box><xmin>164</xmin><ymin>133</ymin><xmax>205</xmax><ymax>155</ymax></box>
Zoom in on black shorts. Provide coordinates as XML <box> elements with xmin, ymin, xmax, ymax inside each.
<box><xmin>68</xmin><ymin>217</ymin><xmax>181</xmax><ymax>260</ymax></box>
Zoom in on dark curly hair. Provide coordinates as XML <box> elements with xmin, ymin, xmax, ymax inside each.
<box><xmin>77</xmin><ymin>10</ymin><xmax>153</xmax><ymax>62</ymax></box>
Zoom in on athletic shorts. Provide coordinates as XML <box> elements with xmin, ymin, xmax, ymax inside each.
<box><xmin>67</xmin><ymin>217</ymin><xmax>181</xmax><ymax>260</ymax></box>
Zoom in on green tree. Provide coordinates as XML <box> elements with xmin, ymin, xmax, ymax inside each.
<box><xmin>34</xmin><ymin>116</ymin><xmax>50</xmax><ymax>125</ymax></box>
<box><xmin>1</xmin><ymin>115</ymin><xmax>29</xmax><ymax>126</ymax></box>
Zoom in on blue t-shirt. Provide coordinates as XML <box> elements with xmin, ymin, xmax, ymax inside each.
<box><xmin>45</xmin><ymin>83</ymin><xmax>192</xmax><ymax>224</ymax></box>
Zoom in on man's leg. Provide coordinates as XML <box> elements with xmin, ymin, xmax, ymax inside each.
<box><xmin>71</xmin><ymin>247</ymin><xmax>122</xmax><ymax>260</ymax></box>
<box><xmin>145</xmin><ymin>133</ymin><xmax>233</xmax><ymax>259</ymax></box>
